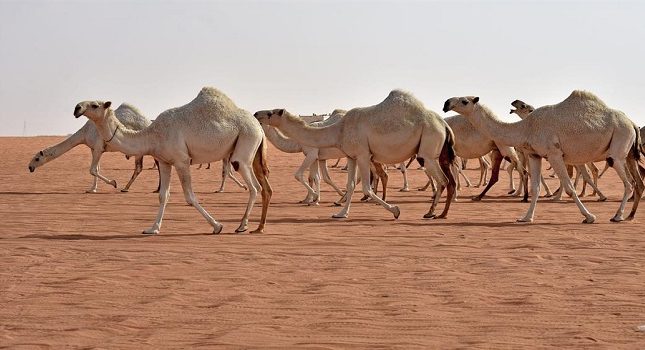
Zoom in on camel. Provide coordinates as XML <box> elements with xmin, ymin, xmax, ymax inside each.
<box><xmin>255</xmin><ymin>89</ymin><xmax>456</xmax><ymax>219</ymax></box>
<box><xmin>510</xmin><ymin>100</ymin><xmax>606</xmax><ymax>201</ymax></box>
<box><xmin>74</xmin><ymin>87</ymin><xmax>272</xmax><ymax>234</ymax></box>
<box><xmin>28</xmin><ymin>103</ymin><xmax>159</xmax><ymax>193</ymax></box>
<box><xmin>444</xmin><ymin>91</ymin><xmax>643</xmax><ymax>223</ymax></box>
<box><xmin>443</xmin><ymin>114</ymin><xmax>528</xmax><ymax>201</ymax></box>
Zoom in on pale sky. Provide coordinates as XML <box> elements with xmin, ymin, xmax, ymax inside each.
<box><xmin>1</xmin><ymin>0</ymin><xmax>644</xmax><ymax>136</ymax></box>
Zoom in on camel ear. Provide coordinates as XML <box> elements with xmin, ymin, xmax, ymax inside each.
<box><xmin>277</xmin><ymin>109</ymin><xmax>284</xmax><ymax>116</ymax></box>
<box><xmin>472</xmin><ymin>97</ymin><xmax>480</xmax><ymax>104</ymax></box>
<box><xmin>103</xmin><ymin>101</ymin><xmax>112</xmax><ymax>109</ymax></box>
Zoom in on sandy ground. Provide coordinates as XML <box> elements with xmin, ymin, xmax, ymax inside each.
<box><xmin>1</xmin><ymin>136</ymin><xmax>645</xmax><ymax>349</ymax></box>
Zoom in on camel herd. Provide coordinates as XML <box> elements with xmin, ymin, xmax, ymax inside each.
<box><xmin>28</xmin><ymin>87</ymin><xmax>645</xmax><ymax>234</ymax></box>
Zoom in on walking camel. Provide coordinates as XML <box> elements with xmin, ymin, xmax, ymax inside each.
<box><xmin>510</xmin><ymin>99</ymin><xmax>605</xmax><ymax>200</ymax></box>
<box><xmin>255</xmin><ymin>89</ymin><xmax>456</xmax><ymax>220</ymax></box>
<box><xmin>28</xmin><ymin>103</ymin><xmax>160</xmax><ymax>193</ymax></box>
<box><xmin>74</xmin><ymin>87</ymin><xmax>272</xmax><ymax>234</ymax></box>
<box><xmin>444</xmin><ymin>91</ymin><xmax>643</xmax><ymax>223</ymax></box>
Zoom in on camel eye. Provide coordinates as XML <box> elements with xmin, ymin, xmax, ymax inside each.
<box><xmin>461</xmin><ymin>100</ymin><xmax>468</xmax><ymax>106</ymax></box>
<box><xmin>91</xmin><ymin>104</ymin><xmax>99</xmax><ymax>109</ymax></box>
<box><xmin>35</xmin><ymin>157</ymin><xmax>40</xmax><ymax>161</ymax></box>
<box><xmin>521</xmin><ymin>104</ymin><xmax>526</xmax><ymax>109</ymax></box>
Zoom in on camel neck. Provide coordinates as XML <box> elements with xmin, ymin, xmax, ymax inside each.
<box><xmin>466</xmin><ymin>105</ymin><xmax>529</xmax><ymax>148</ymax></box>
<box><xmin>263</xmin><ymin>126</ymin><xmax>303</xmax><ymax>153</ymax></box>
<box><xmin>95</xmin><ymin>113</ymin><xmax>155</xmax><ymax>157</ymax></box>
<box><xmin>276</xmin><ymin>116</ymin><xmax>342</xmax><ymax>149</ymax></box>
<box><xmin>43</xmin><ymin>127</ymin><xmax>86</xmax><ymax>160</ymax></box>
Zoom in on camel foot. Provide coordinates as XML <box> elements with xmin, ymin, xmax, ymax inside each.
<box><xmin>471</xmin><ymin>196</ymin><xmax>482</xmax><ymax>202</ymax></box>
<box><xmin>214</xmin><ymin>189</ymin><xmax>224</xmax><ymax>193</ymax></box>
<box><xmin>250</xmin><ymin>227</ymin><xmax>264</xmax><ymax>234</ymax></box>
<box><xmin>308</xmin><ymin>202</ymin><xmax>320</xmax><ymax>206</ymax></box>
<box><xmin>153</xmin><ymin>189</ymin><xmax>160</xmax><ymax>194</ymax></box>
<box><xmin>391</xmin><ymin>206</ymin><xmax>400</xmax><ymax>219</ymax></box>
<box><xmin>332</xmin><ymin>202</ymin><xmax>342</xmax><ymax>207</ymax></box>
<box><xmin>598</xmin><ymin>196</ymin><xmax>607</xmax><ymax>202</ymax></box>
<box><xmin>423</xmin><ymin>212</ymin><xmax>436</xmax><ymax>219</ymax></box>
<box><xmin>360</xmin><ymin>195</ymin><xmax>370</xmax><ymax>202</ymax></box>
<box><xmin>520</xmin><ymin>198</ymin><xmax>529</xmax><ymax>203</ymax></box>
<box><xmin>110</xmin><ymin>180</ymin><xmax>117</xmax><ymax>188</ymax></box>
<box><xmin>544</xmin><ymin>193</ymin><xmax>553</xmax><ymax>198</ymax></box>
<box><xmin>516</xmin><ymin>217</ymin><xmax>533</xmax><ymax>223</ymax></box>
<box><xmin>142</xmin><ymin>228</ymin><xmax>159</xmax><ymax>235</ymax></box>
<box><xmin>85</xmin><ymin>189</ymin><xmax>98</xmax><ymax>193</ymax></box>
<box><xmin>417</xmin><ymin>188</ymin><xmax>427</xmax><ymax>192</ymax></box>
<box><xmin>399</xmin><ymin>188</ymin><xmax>410</xmax><ymax>192</ymax></box>
<box><xmin>609</xmin><ymin>215</ymin><xmax>623</xmax><ymax>223</ymax></box>
<box><xmin>120</xmin><ymin>188</ymin><xmax>129</xmax><ymax>193</ymax></box>
<box><xmin>332</xmin><ymin>213</ymin><xmax>348</xmax><ymax>219</ymax></box>
<box><xmin>581</xmin><ymin>215</ymin><xmax>596</xmax><ymax>224</ymax></box>
<box><xmin>234</xmin><ymin>225</ymin><xmax>247</xmax><ymax>233</ymax></box>
<box><xmin>213</xmin><ymin>223</ymin><xmax>224</xmax><ymax>234</ymax></box>
<box><xmin>507</xmin><ymin>189</ymin><xmax>516</xmax><ymax>195</ymax></box>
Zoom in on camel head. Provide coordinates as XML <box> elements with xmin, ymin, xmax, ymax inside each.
<box><xmin>442</xmin><ymin>96</ymin><xmax>480</xmax><ymax>114</ymax></box>
<box><xmin>253</xmin><ymin>109</ymin><xmax>289</xmax><ymax>127</ymax></box>
<box><xmin>73</xmin><ymin>100</ymin><xmax>113</xmax><ymax>122</ymax></box>
<box><xmin>509</xmin><ymin>100</ymin><xmax>534</xmax><ymax>119</ymax></box>
<box><xmin>28</xmin><ymin>149</ymin><xmax>49</xmax><ymax>172</ymax></box>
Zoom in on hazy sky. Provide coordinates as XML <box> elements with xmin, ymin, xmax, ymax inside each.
<box><xmin>1</xmin><ymin>0</ymin><xmax>644</xmax><ymax>136</ymax></box>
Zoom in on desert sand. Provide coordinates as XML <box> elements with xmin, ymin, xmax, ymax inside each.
<box><xmin>1</xmin><ymin>136</ymin><xmax>644</xmax><ymax>349</ymax></box>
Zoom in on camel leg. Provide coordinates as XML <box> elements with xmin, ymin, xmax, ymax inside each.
<box><xmin>251</xmin><ymin>151</ymin><xmax>272</xmax><ymax>234</ymax></box>
<box><xmin>574</xmin><ymin>166</ymin><xmax>587</xmax><ymax>197</ymax></box>
<box><xmin>609</xmin><ymin>158</ymin><xmax>633</xmax><ymax>222</ymax></box>
<box><xmin>216</xmin><ymin>159</ymin><xmax>228</xmax><ymax>193</ymax></box>
<box><xmin>577</xmin><ymin>165</ymin><xmax>606</xmax><ymax>201</ymax></box>
<box><xmin>588</xmin><ymin>162</ymin><xmax>600</xmax><ymax>196</ymax></box>
<box><xmin>233</xmin><ymin>161</ymin><xmax>261</xmax><ymax>232</ymax></box>
<box><xmin>88</xmin><ymin>169</ymin><xmax>99</xmax><ymax>193</ymax></box>
<box><xmin>540</xmin><ymin>175</ymin><xmax>553</xmax><ymax>197</ymax></box>
<box><xmin>121</xmin><ymin>156</ymin><xmax>144</xmax><ymax>192</ymax></box>
<box><xmin>598</xmin><ymin>162</ymin><xmax>611</xmax><ymax>178</ymax></box>
<box><xmin>458</xmin><ymin>164</ymin><xmax>472</xmax><ymax>188</ymax></box>
<box><xmin>296</xmin><ymin>151</ymin><xmax>319</xmax><ymax>205</ymax></box>
<box><xmin>88</xmin><ymin>149</ymin><xmax>116</xmax><ymax>192</ymax></box>
<box><xmin>333</xmin><ymin>158</ymin><xmax>357</xmax><ymax>218</ymax></box>
<box><xmin>476</xmin><ymin>156</ymin><xmax>489</xmax><ymax>187</ymax></box>
<box><xmin>626</xmin><ymin>158</ymin><xmax>644</xmax><ymax>220</ymax></box>
<box><xmin>372</xmin><ymin>162</ymin><xmax>388</xmax><ymax>201</ymax></box>
<box><xmin>473</xmin><ymin>150</ymin><xmax>503</xmax><ymax>201</ymax></box>
<box><xmin>319</xmin><ymin>160</ymin><xmax>345</xmax><ymax>196</ymax></box>
<box><xmin>143</xmin><ymin>161</ymin><xmax>172</xmax><ymax>234</ymax></box>
<box><xmin>517</xmin><ymin>156</ymin><xmax>542</xmax><ymax>223</ymax></box>
<box><xmin>551</xmin><ymin>156</ymin><xmax>596</xmax><ymax>223</ymax></box>
<box><xmin>226</xmin><ymin>160</ymin><xmax>247</xmax><ymax>189</ymax></box>
<box><xmin>308</xmin><ymin>160</ymin><xmax>322</xmax><ymax>205</ymax></box>
<box><xmin>507</xmin><ymin>159</ymin><xmax>516</xmax><ymax>193</ymax></box>
<box><xmin>399</xmin><ymin>162</ymin><xmax>409</xmax><ymax>192</ymax></box>
<box><xmin>175</xmin><ymin>163</ymin><xmax>224</xmax><ymax>233</ymax></box>
<box><xmin>331</xmin><ymin>158</ymin><xmax>342</xmax><ymax>168</ymax></box>
<box><xmin>422</xmin><ymin>160</ymin><xmax>449</xmax><ymax>219</ymax></box>
<box><xmin>355</xmin><ymin>157</ymin><xmax>400</xmax><ymax>218</ymax></box>
<box><xmin>153</xmin><ymin>159</ymin><xmax>161</xmax><ymax>193</ymax></box>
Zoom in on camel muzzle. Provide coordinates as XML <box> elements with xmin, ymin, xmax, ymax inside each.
<box><xmin>28</xmin><ymin>166</ymin><xmax>34</xmax><ymax>173</ymax></box>
<box><xmin>73</xmin><ymin>105</ymin><xmax>82</xmax><ymax>118</ymax></box>
<box><xmin>442</xmin><ymin>100</ymin><xmax>451</xmax><ymax>113</ymax></box>
<box><xmin>510</xmin><ymin>109</ymin><xmax>516</xmax><ymax>114</ymax></box>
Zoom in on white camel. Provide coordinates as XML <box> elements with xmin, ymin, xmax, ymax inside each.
<box><xmin>28</xmin><ymin>103</ymin><xmax>159</xmax><ymax>193</ymax></box>
<box><xmin>255</xmin><ymin>90</ymin><xmax>456</xmax><ymax>219</ymax></box>
<box><xmin>444</xmin><ymin>91</ymin><xmax>643</xmax><ymax>223</ymax></box>
<box><xmin>510</xmin><ymin>99</ymin><xmax>606</xmax><ymax>201</ymax></box>
<box><xmin>74</xmin><ymin>87</ymin><xmax>272</xmax><ymax>234</ymax></box>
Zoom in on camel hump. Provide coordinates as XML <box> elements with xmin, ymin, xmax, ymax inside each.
<box><xmin>566</xmin><ymin>90</ymin><xmax>608</xmax><ymax>107</ymax></box>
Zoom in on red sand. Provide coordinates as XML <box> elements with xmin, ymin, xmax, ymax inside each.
<box><xmin>1</xmin><ymin>136</ymin><xmax>644</xmax><ymax>348</ymax></box>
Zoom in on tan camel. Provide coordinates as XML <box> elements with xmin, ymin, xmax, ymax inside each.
<box><xmin>444</xmin><ymin>91</ymin><xmax>643</xmax><ymax>223</ymax></box>
<box><xmin>443</xmin><ymin>114</ymin><xmax>528</xmax><ymax>201</ymax></box>
<box><xmin>510</xmin><ymin>100</ymin><xmax>606</xmax><ymax>201</ymax></box>
<box><xmin>74</xmin><ymin>87</ymin><xmax>272</xmax><ymax>234</ymax></box>
<box><xmin>255</xmin><ymin>90</ymin><xmax>456</xmax><ymax>219</ymax></box>
<box><xmin>28</xmin><ymin>103</ymin><xmax>159</xmax><ymax>193</ymax></box>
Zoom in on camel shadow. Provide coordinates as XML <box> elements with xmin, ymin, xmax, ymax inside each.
<box><xmin>19</xmin><ymin>232</ymin><xmax>212</xmax><ymax>241</ymax></box>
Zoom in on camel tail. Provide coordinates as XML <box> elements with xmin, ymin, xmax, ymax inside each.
<box><xmin>632</xmin><ymin>126</ymin><xmax>642</xmax><ymax>161</ymax></box>
<box><xmin>252</xmin><ymin>136</ymin><xmax>272</xmax><ymax>233</ymax></box>
<box><xmin>440</xmin><ymin>126</ymin><xmax>456</xmax><ymax>166</ymax></box>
